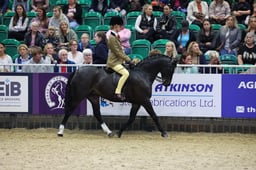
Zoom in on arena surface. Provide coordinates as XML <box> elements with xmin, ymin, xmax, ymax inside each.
<box><xmin>0</xmin><ymin>128</ymin><xmax>256</xmax><ymax>170</ymax></box>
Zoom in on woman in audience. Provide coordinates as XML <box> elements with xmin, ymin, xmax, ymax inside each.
<box><xmin>164</xmin><ymin>41</ymin><xmax>178</xmax><ymax>58</ymax></box>
<box><xmin>173</xmin><ymin>20</ymin><xmax>196</xmax><ymax>54</ymax></box>
<box><xmin>82</xmin><ymin>48</ymin><xmax>93</xmax><ymax>64</ymax></box>
<box><xmin>15</xmin><ymin>44</ymin><xmax>31</xmax><ymax>72</ymax></box>
<box><xmin>31</xmin><ymin>0</ymin><xmax>49</xmax><ymax>12</ymax></box>
<box><xmin>12</xmin><ymin>0</ymin><xmax>30</xmax><ymax>12</ymax></box>
<box><xmin>62</xmin><ymin>0</ymin><xmax>82</xmax><ymax>30</ymax></box>
<box><xmin>209</xmin><ymin>0</ymin><xmax>231</xmax><ymax>25</ymax></box>
<box><xmin>135</xmin><ymin>4</ymin><xmax>157</xmax><ymax>43</ymax></box>
<box><xmin>8</xmin><ymin>4</ymin><xmax>29</xmax><ymax>41</ymax></box>
<box><xmin>204</xmin><ymin>52</ymin><xmax>222</xmax><ymax>74</ymax></box>
<box><xmin>186</xmin><ymin>0</ymin><xmax>209</xmax><ymax>27</ymax></box>
<box><xmin>187</xmin><ymin>41</ymin><xmax>206</xmax><ymax>65</ymax></box>
<box><xmin>217</xmin><ymin>15</ymin><xmax>242</xmax><ymax>56</ymax></box>
<box><xmin>197</xmin><ymin>19</ymin><xmax>217</xmax><ymax>53</ymax></box>
<box><xmin>0</xmin><ymin>42</ymin><xmax>13</xmax><ymax>72</ymax></box>
<box><xmin>30</xmin><ymin>6</ymin><xmax>49</xmax><ymax>35</ymax></box>
<box><xmin>58</xmin><ymin>20</ymin><xmax>78</xmax><ymax>50</ymax></box>
<box><xmin>175</xmin><ymin>51</ymin><xmax>199</xmax><ymax>74</ymax></box>
<box><xmin>93</xmin><ymin>31</ymin><xmax>108</xmax><ymax>64</ymax></box>
<box><xmin>67</xmin><ymin>39</ymin><xmax>84</xmax><ymax>64</ymax></box>
<box><xmin>44</xmin><ymin>43</ymin><xmax>58</xmax><ymax>64</ymax></box>
<box><xmin>49</xmin><ymin>6</ymin><xmax>69</xmax><ymax>33</ymax></box>
<box><xmin>238</xmin><ymin>32</ymin><xmax>256</xmax><ymax>65</ymax></box>
<box><xmin>42</xmin><ymin>26</ymin><xmax>60</xmax><ymax>51</ymax></box>
<box><xmin>24</xmin><ymin>21</ymin><xmax>44</xmax><ymax>48</ymax></box>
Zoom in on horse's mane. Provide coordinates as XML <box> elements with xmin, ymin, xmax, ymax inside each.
<box><xmin>135</xmin><ymin>54</ymin><xmax>171</xmax><ymax>69</ymax></box>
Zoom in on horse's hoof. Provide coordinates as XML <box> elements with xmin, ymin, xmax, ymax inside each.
<box><xmin>107</xmin><ymin>132</ymin><xmax>115</xmax><ymax>137</ymax></box>
<box><xmin>117</xmin><ymin>131</ymin><xmax>122</xmax><ymax>138</ymax></box>
<box><xmin>57</xmin><ymin>134</ymin><xmax>63</xmax><ymax>137</ymax></box>
<box><xmin>161</xmin><ymin>132</ymin><xmax>168</xmax><ymax>138</ymax></box>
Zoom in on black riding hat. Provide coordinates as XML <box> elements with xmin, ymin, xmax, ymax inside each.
<box><xmin>109</xmin><ymin>16</ymin><xmax>123</xmax><ymax>26</ymax></box>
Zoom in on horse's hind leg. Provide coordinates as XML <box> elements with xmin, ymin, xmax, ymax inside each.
<box><xmin>88</xmin><ymin>95</ymin><xmax>114</xmax><ymax>137</ymax></box>
<box><xmin>142</xmin><ymin>100</ymin><xmax>168</xmax><ymax>138</ymax></box>
<box><xmin>117</xmin><ymin>104</ymin><xmax>141</xmax><ymax>138</ymax></box>
<box><xmin>57</xmin><ymin>102</ymin><xmax>79</xmax><ymax>137</ymax></box>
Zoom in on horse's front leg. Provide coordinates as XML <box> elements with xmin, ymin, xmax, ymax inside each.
<box><xmin>88</xmin><ymin>96</ymin><xmax>114</xmax><ymax>137</ymax></box>
<box><xmin>117</xmin><ymin>103</ymin><xmax>141</xmax><ymax>138</ymax></box>
<box><xmin>142</xmin><ymin>100</ymin><xmax>168</xmax><ymax>138</ymax></box>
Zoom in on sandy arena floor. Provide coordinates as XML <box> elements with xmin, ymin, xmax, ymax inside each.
<box><xmin>0</xmin><ymin>128</ymin><xmax>256</xmax><ymax>170</ymax></box>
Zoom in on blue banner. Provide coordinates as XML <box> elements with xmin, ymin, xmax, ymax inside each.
<box><xmin>222</xmin><ymin>74</ymin><xmax>256</xmax><ymax>118</ymax></box>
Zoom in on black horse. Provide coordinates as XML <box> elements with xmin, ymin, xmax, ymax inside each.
<box><xmin>57</xmin><ymin>54</ymin><xmax>177</xmax><ymax>138</ymax></box>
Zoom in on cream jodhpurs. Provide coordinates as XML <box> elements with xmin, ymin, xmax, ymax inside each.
<box><xmin>112</xmin><ymin>64</ymin><xmax>129</xmax><ymax>94</ymax></box>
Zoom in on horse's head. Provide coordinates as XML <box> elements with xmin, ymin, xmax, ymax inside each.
<box><xmin>161</xmin><ymin>57</ymin><xmax>177</xmax><ymax>86</ymax></box>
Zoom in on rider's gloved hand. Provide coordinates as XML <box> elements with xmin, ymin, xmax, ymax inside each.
<box><xmin>128</xmin><ymin>60</ymin><xmax>135</xmax><ymax>69</ymax></box>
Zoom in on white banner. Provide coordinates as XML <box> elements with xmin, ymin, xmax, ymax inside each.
<box><xmin>87</xmin><ymin>74</ymin><xmax>222</xmax><ymax>117</ymax></box>
<box><xmin>0</xmin><ymin>76</ymin><xmax>29</xmax><ymax>112</ymax></box>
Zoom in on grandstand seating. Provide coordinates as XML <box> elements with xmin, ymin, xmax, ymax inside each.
<box><xmin>128</xmin><ymin>53</ymin><xmax>144</xmax><ymax>61</ymax></box>
<box><xmin>3</xmin><ymin>12</ymin><xmax>15</xmax><ymax>26</ymax></box>
<box><xmin>171</xmin><ymin>11</ymin><xmax>186</xmax><ymax>29</ymax></box>
<box><xmin>0</xmin><ymin>25</ymin><xmax>8</xmax><ymax>40</ymax></box>
<box><xmin>82</xmin><ymin>11</ymin><xmax>102</xmax><ymax>28</ymax></box>
<box><xmin>189</xmin><ymin>24</ymin><xmax>201</xmax><ymax>37</ymax></box>
<box><xmin>131</xmin><ymin>39</ymin><xmax>151</xmax><ymax>59</ymax></box>
<box><xmin>103</xmin><ymin>11</ymin><xmax>120</xmax><ymax>25</ymax></box>
<box><xmin>1</xmin><ymin>39</ymin><xmax>21</xmax><ymax>57</ymax></box>
<box><xmin>75</xmin><ymin>25</ymin><xmax>93</xmax><ymax>39</ymax></box>
<box><xmin>126</xmin><ymin>11</ymin><xmax>141</xmax><ymax>26</ymax></box>
<box><xmin>94</xmin><ymin>25</ymin><xmax>110</xmax><ymax>33</ymax></box>
<box><xmin>211</xmin><ymin>24</ymin><xmax>222</xmax><ymax>34</ymax></box>
<box><xmin>219</xmin><ymin>54</ymin><xmax>238</xmax><ymax>73</ymax></box>
<box><xmin>151</xmin><ymin>39</ymin><xmax>169</xmax><ymax>54</ymax></box>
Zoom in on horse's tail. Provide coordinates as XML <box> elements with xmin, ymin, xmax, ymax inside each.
<box><xmin>64</xmin><ymin>71</ymin><xmax>76</xmax><ymax>114</ymax></box>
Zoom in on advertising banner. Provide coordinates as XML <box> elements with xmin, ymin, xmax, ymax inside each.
<box><xmin>87</xmin><ymin>74</ymin><xmax>222</xmax><ymax>117</ymax></box>
<box><xmin>222</xmin><ymin>74</ymin><xmax>256</xmax><ymax>118</ymax></box>
<box><xmin>0</xmin><ymin>74</ymin><xmax>31</xmax><ymax>113</ymax></box>
<box><xmin>32</xmin><ymin>73</ymin><xmax>86</xmax><ymax>114</ymax></box>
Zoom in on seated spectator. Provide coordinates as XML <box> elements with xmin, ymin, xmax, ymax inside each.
<box><xmin>187</xmin><ymin>0</ymin><xmax>209</xmax><ymax>27</ymax></box>
<box><xmin>77</xmin><ymin>33</ymin><xmax>94</xmax><ymax>53</ymax></box>
<box><xmin>108</xmin><ymin>0</ymin><xmax>128</xmax><ymax>17</ymax></box>
<box><xmin>187</xmin><ymin>41</ymin><xmax>206</xmax><ymax>65</ymax></box>
<box><xmin>238</xmin><ymin>32</ymin><xmax>256</xmax><ymax>65</ymax></box>
<box><xmin>89</xmin><ymin>0</ymin><xmax>108</xmax><ymax>16</ymax></box>
<box><xmin>106</xmin><ymin>25</ymin><xmax>131</xmax><ymax>55</ymax></box>
<box><xmin>30</xmin><ymin>6</ymin><xmax>49</xmax><ymax>35</ymax></box>
<box><xmin>232</xmin><ymin>0</ymin><xmax>251</xmax><ymax>25</ymax></box>
<box><xmin>155</xmin><ymin>4</ymin><xmax>177</xmax><ymax>41</ymax></box>
<box><xmin>0</xmin><ymin>0</ymin><xmax>9</xmax><ymax>15</ymax></box>
<box><xmin>82</xmin><ymin>48</ymin><xmax>93</xmax><ymax>64</ymax></box>
<box><xmin>246</xmin><ymin>16</ymin><xmax>256</xmax><ymax>41</ymax></box>
<box><xmin>93</xmin><ymin>31</ymin><xmax>108</xmax><ymax>64</ymax></box>
<box><xmin>128</xmin><ymin>0</ymin><xmax>147</xmax><ymax>12</ymax></box>
<box><xmin>58</xmin><ymin>20</ymin><xmax>78</xmax><ymax>50</ymax></box>
<box><xmin>42</xmin><ymin>26</ymin><xmax>60</xmax><ymax>51</ymax></box>
<box><xmin>54</xmin><ymin>49</ymin><xmax>76</xmax><ymax>73</ymax></box>
<box><xmin>170</xmin><ymin>0</ymin><xmax>189</xmax><ymax>12</ymax></box>
<box><xmin>173</xmin><ymin>20</ymin><xmax>196</xmax><ymax>54</ymax></box>
<box><xmin>175</xmin><ymin>51</ymin><xmax>199</xmax><ymax>74</ymax></box>
<box><xmin>135</xmin><ymin>4</ymin><xmax>157</xmax><ymax>43</ymax></box>
<box><xmin>209</xmin><ymin>0</ymin><xmax>231</xmax><ymax>25</ymax></box>
<box><xmin>164</xmin><ymin>41</ymin><xmax>178</xmax><ymax>58</ymax></box>
<box><xmin>245</xmin><ymin>3</ymin><xmax>256</xmax><ymax>26</ymax></box>
<box><xmin>151</xmin><ymin>0</ymin><xmax>169</xmax><ymax>11</ymax></box>
<box><xmin>8</xmin><ymin>4</ymin><xmax>29</xmax><ymax>41</ymax></box>
<box><xmin>67</xmin><ymin>39</ymin><xmax>84</xmax><ymax>64</ymax></box>
<box><xmin>24</xmin><ymin>21</ymin><xmax>44</xmax><ymax>48</ymax></box>
<box><xmin>31</xmin><ymin>0</ymin><xmax>49</xmax><ymax>12</ymax></box>
<box><xmin>197</xmin><ymin>19</ymin><xmax>217</xmax><ymax>53</ymax></box>
<box><xmin>49</xmin><ymin>6</ymin><xmax>69</xmax><ymax>33</ymax></box>
<box><xmin>43</xmin><ymin>43</ymin><xmax>58</xmax><ymax>64</ymax></box>
<box><xmin>12</xmin><ymin>0</ymin><xmax>30</xmax><ymax>12</ymax></box>
<box><xmin>217</xmin><ymin>15</ymin><xmax>242</xmax><ymax>56</ymax></box>
<box><xmin>14</xmin><ymin>44</ymin><xmax>31</xmax><ymax>72</ymax></box>
<box><xmin>22</xmin><ymin>46</ymin><xmax>52</xmax><ymax>73</ymax></box>
<box><xmin>62</xmin><ymin>0</ymin><xmax>82</xmax><ymax>30</ymax></box>
<box><xmin>204</xmin><ymin>52</ymin><xmax>222</xmax><ymax>74</ymax></box>
<box><xmin>0</xmin><ymin>42</ymin><xmax>13</xmax><ymax>72</ymax></box>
